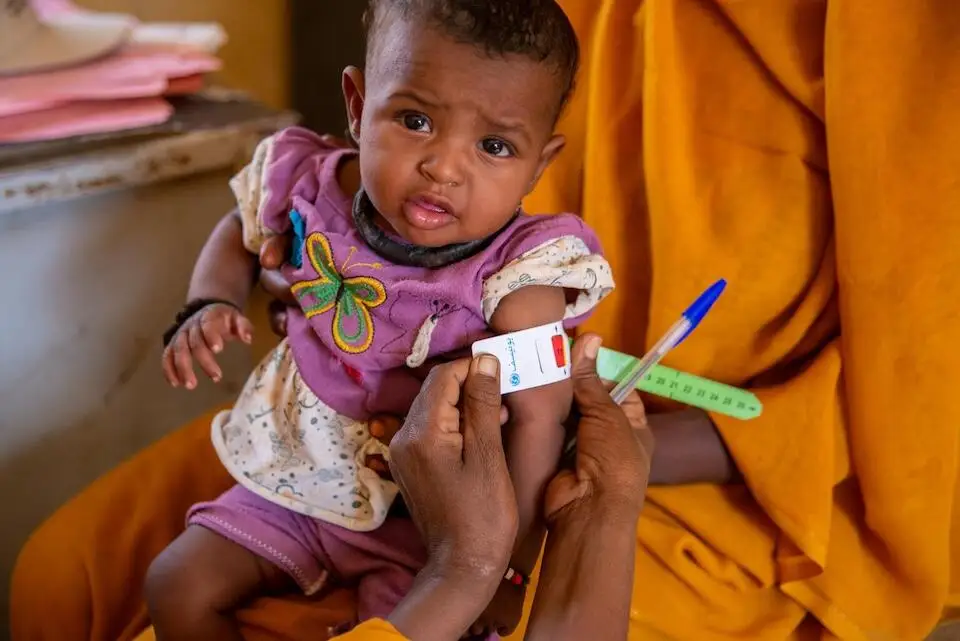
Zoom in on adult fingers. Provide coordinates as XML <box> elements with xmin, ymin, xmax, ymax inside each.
<box><xmin>259</xmin><ymin>235</ymin><xmax>290</xmax><ymax>270</ymax></box>
<box><xmin>570</xmin><ymin>334</ymin><xmax>613</xmax><ymax>412</ymax></box>
<box><xmin>395</xmin><ymin>359</ymin><xmax>471</xmax><ymax>452</ymax></box>
<box><xmin>419</xmin><ymin>359</ymin><xmax>472</xmax><ymax>431</ymax></box>
<box><xmin>619</xmin><ymin>389</ymin><xmax>647</xmax><ymax>431</ymax></box>
<box><xmin>408</xmin><ymin>346</ymin><xmax>474</xmax><ymax>381</ymax></box>
<box><xmin>569</xmin><ymin>334</ymin><xmax>643</xmax><ymax>466</ymax></box>
<box><xmin>460</xmin><ymin>355</ymin><xmax>506</xmax><ymax>469</ymax></box>
<box><xmin>370</xmin><ymin>415</ymin><xmax>403</xmax><ymax>445</ymax></box>
<box><xmin>258</xmin><ymin>236</ymin><xmax>296</xmax><ymax>306</ymax></box>
<box><xmin>267</xmin><ymin>299</ymin><xmax>289</xmax><ymax>338</ymax></box>
<box><xmin>600</xmin><ymin>378</ymin><xmax>651</xmax><ymax>449</ymax></box>
<box><xmin>259</xmin><ymin>269</ymin><xmax>296</xmax><ymax>305</ymax></box>
<box><xmin>619</xmin><ymin>390</ymin><xmax>654</xmax><ymax>466</ymax></box>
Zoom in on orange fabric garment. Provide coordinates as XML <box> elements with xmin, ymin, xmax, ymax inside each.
<box><xmin>10</xmin><ymin>2</ymin><xmax>960</xmax><ymax>641</ymax></box>
<box><xmin>332</xmin><ymin>620</ymin><xmax>406</xmax><ymax>640</ymax></box>
<box><xmin>521</xmin><ymin>0</ymin><xmax>960</xmax><ymax>639</ymax></box>
<box><xmin>10</xmin><ymin>411</ymin><xmax>366</xmax><ymax>641</ymax></box>
<box><xmin>130</xmin><ymin>618</ymin><xmax>407</xmax><ymax>641</ymax></box>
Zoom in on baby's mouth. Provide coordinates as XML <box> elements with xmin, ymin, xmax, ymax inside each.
<box><xmin>402</xmin><ymin>195</ymin><xmax>457</xmax><ymax>231</ymax></box>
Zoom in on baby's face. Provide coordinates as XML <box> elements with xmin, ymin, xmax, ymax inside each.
<box><xmin>345</xmin><ymin>20</ymin><xmax>566</xmax><ymax>247</ymax></box>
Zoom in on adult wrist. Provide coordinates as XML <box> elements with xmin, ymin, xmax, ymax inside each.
<box><xmin>529</xmin><ymin>504</ymin><xmax>637</xmax><ymax>641</ymax></box>
<box><xmin>420</xmin><ymin>555</ymin><xmax>504</xmax><ymax>598</ymax></box>
<box><xmin>548</xmin><ymin>492</ymin><xmax>643</xmax><ymax>534</ymax></box>
<box><xmin>389</xmin><ymin>560</ymin><xmax>501</xmax><ymax>641</ymax></box>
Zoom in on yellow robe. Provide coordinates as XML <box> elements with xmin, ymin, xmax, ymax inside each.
<box><xmin>521</xmin><ymin>0</ymin><xmax>960</xmax><ymax>639</ymax></box>
<box><xmin>11</xmin><ymin>2</ymin><xmax>960</xmax><ymax>640</ymax></box>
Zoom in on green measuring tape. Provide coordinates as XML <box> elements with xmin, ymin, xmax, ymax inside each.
<box><xmin>592</xmin><ymin>345</ymin><xmax>762</xmax><ymax>420</ymax></box>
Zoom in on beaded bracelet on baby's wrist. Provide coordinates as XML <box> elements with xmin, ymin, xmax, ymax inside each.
<box><xmin>162</xmin><ymin>298</ymin><xmax>241</xmax><ymax>347</ymax></box>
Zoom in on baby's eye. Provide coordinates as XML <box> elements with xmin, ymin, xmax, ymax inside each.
<box><xmin>402</xmin><ymin>113</ymin><xmax>431</xmax><ymax>133</ymax></box>
<box><xmin>480</xmin><ymin>138</ymin><xmax>514</xmax><ymax>158</ymax></box>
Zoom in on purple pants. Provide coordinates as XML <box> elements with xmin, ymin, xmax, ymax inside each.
<box><xmin>188</xmin><ymin>485</ymin><xmax>426</xmax><ymax>622</ymax></box>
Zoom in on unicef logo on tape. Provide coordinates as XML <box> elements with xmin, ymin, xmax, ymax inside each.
<box><xmin>509</xmin><ymin>373</ymin><xmax>521</xmax><ymax>387</ymax></box>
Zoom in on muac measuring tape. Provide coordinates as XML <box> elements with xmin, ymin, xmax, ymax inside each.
<box><xmin>472</xmin><ymin>279</ymin><xmax>762</xmax><ymax>421</ymax></box>
<box><xmin>593</xmin><ymin>344</ymin><xmax>762</xmax><ymax>420</ymax></box>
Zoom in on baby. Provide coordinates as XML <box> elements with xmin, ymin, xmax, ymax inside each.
<box><xmin>147</xmin><ymin>0</ymin><xmax>614</xmax><ymax>638</ymax></box>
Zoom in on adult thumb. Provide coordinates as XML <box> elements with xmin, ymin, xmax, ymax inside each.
<box><xmin>462</xmin><ymin>354</ymin><xmax>506</xmax><ymax>465</ymax></box>
<box><xmin>259</xmin><ymin>234</ymin><xmax>291</xmax><ymax>270</ymax></box>
<box><xmin>571</xmin><ymin>334</ymin><xmax>610</xmax><ymax>409</ymax></box>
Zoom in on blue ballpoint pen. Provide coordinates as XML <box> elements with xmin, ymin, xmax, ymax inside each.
<box><xmin>564</xmin><ymin>278</ymin><xmax>727</xmax><ymax>457</ymax></box>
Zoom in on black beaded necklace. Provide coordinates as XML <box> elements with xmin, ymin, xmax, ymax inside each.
<box><xmin>351</xmin><ymin>187</ymin><xmax>518</xmax><ymax>269</ymax></box>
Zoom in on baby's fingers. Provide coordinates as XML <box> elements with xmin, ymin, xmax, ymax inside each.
<box><xmin>200</xmin><ymin>313</ymin><xmax>227</xmax><ymax>354</ymax></box>
<box><xmin>188</xmin><ymin>324</ymin><xmax>223</xmax><ymax>383</ymax></box>
<box><xmin>171</xmin><ymin>332</ymin><xmax>199</xmax><ymax>390</ymax></box>
<box><xmin>230</xmin><ymin>312</ymin><xmax>254</xmax><ymax>344</ymax></box>
<box><xmin>162</xmin><ymin>345</ymin><xmax>181</xmax><ymax>388</ymax></box>
<box><xmin>198</xmin><ymin>307</ymin><xmax>250</xmax><ymax>348</ymax></box>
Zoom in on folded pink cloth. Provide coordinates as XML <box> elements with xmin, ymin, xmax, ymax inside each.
<box><xmin>165</xmin><ymin>74</ymin><xmax>205</xmax><ymax>96</ymax></box>
<box><xmin>0</xmin><ymin>97</ymin><xmax>173</xmax><ymax>143</ymax></box>
<box><xmin>32</xmin><ymin>0</ymin><xmax>84</xmax><ymax>17</ymax></box>
<box><xmin>0</xmin><ymin>0</ymin><xmax>221</xmax><ymax>142</ymax></box>
<box><xmin>0</xmin><ymin>43</ymin><xmax>220</xmax><ymax>118</ymax></box>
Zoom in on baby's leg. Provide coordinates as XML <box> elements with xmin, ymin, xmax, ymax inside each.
<box><xmin>146</xmin><ymin>485</ymin><xmax>334</xmax><ymax>640</ymax></box>
<box><xmin>145</xmin><ymin>525</ymin><xmax>289</xmax><ymax>641</ymax></box>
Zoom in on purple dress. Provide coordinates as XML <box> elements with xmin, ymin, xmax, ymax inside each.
<box><xmin>206</xmin><ymin>127</ymin><xmax>614</xmax><ymax>532</ymax></box>
<box><xmin>187</xmin><ymin>128</ymin><xmax>615</xmax><ymax>615</ymax></box>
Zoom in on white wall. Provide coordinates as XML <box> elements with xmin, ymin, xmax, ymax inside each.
<box><xmin>0</xmin><ymin>170</ymin><xmax>273</xmax><ymax>636</ymax></box>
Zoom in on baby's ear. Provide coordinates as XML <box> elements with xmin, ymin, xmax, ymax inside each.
<box><xmin>528</xmin><ymin>134</ymin><xmax>566</xmax><ymax>194</ymax></box>
<box><xmin>341</xmin><ymin>66</ymin><xmax>366</xmax><ymax>144</ymax></box>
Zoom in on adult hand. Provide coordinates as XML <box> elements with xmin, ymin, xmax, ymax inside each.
<box><xmin>526</xmin><ymin>334</ymin><xmax>653</xmax><ymax>641</ymax></box>
<box><xmin>257</xmin><ymin>133</ymin><xmax>353</xmax><ymax>337</ymax></box>
<box><xmin>387</xmin><ymin>355</ymin><xmax>517</xmax><ymax>641</ymax></box>
<box><xmin>544</xmin><ymin>335</ymin><xmax>653</xmax><ymax>527</ymax></box>
<box><xmin>258</xmin><ymin>235</ymin><xmax>295</xmax><ymax>337</ymax></box>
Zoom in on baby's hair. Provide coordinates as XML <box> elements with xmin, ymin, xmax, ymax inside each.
<box><xmin>363</xmin><ymin>0</ymin><xmax>580</xmax><ymax>117</ymax></box>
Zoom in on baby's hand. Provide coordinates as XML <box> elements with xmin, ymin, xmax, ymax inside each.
<box><xmin>162</xmin><ymin>303</ymin><xmax>253</xmax><ymax>390</ymax></box>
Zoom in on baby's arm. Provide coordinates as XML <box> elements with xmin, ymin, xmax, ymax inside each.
<box><xmin>489</xmin><ymin>285</ymin><xmax>572</xmax><ymax>575</ymax></box>
<box><xmin>187</xmin><ymin>210</ymin><xmax>259</xmax><ymax>307</ymax></box>
<box><xmin>162</xmin><ymin>210</ymin><xmax>259</xmax><ymax>389</ymax></box>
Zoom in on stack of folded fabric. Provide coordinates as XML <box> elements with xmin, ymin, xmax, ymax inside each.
<box><xmin>0</xmin><ymin>0</ymin><xmax>226</xmax><ymax>144</ymax></box>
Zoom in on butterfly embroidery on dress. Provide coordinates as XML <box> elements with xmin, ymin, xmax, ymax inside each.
<box><xmin>291</xmin><ymin>232</ymin><xmax>387</xmax><ymax>354</ymax></box>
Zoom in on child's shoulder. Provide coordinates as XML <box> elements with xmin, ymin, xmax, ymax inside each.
<box><xmin>268</xmin><ymin>126</ymin><xmax>341</xmax><ymax>152</ymax></box>
<box><xmin>487</xmin><ymin>211</ymin><xmax>604</xmax><ymax>267</ymax></box>
<box><xmin>231</xmin><ymin>128</ymin><xmax>357</xmax><ymax>249</ymax></box>
<box><xmin>256</xmin><ymin>126</ymin><xmax>354</xmax><ymax>182</ymax></box>
<box><xmin>474</xmin><ymin>211</ymin><xmax>614</xmax><ymax>329</ymax></box>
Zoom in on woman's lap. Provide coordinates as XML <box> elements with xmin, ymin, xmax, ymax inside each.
<box><xmin>10</xmin><ymin>409</ymin><xmax>808</xmax><ymax>641</ymax></box>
